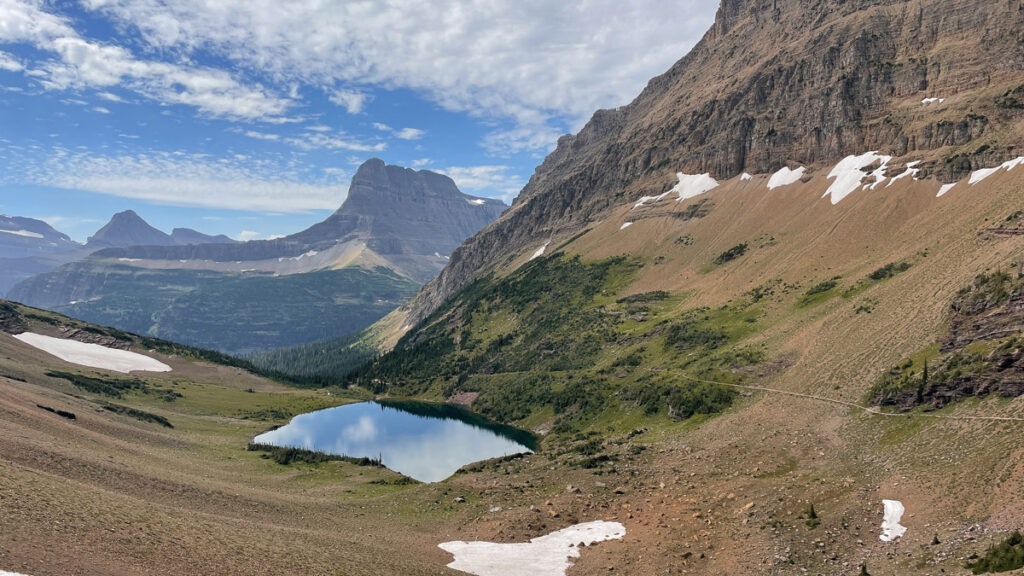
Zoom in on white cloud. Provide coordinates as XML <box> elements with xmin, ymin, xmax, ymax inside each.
<box><xmin>284</xmin><ymin>131</ymin><xmax>385</xmax><ymax>152</ymax></box>
<box><xmin>327</xmin><ymin>88</ymin><xmax>370</xmax><ymax>114</ymax></box>
<box><xmin>394</xmin><ymin>127</ymin><xmax>424</xmax><ymax>140</ymax></box>
<box><xmin>0</xmin><ymin>50</ymin><xmax>23</xmax><ymax>71</ymax></box>
<box><xmin>78</xmin><ymin>0</ymin><xmax>717</xmax><ymax>152</ymax></box>
<box><xmin>0</xmin><ymin>0</ymin><xmax>294</xmax><ymax>122</ymax></box>
<box><xmin>92</xmin><ymin>106</ymin><xmax>111</xmax><ymax>114</ymax></box>
<box><xmin>244</xmin><ymin>129</ymin><xmax>280</xmax><ymax>141</ymax></box>
<box><xmin>236</xmin><ymin>230</ymin><xmax>261</xmax><ymax>241</ymax></box>
<box><xmin>23</xmin><ymin>149</ymin><xmax>347</xmax><ymax>212</ymax></box>
<box><xmin>373</xmin><ymin>123</ymin><xmax>425</xmax><ymax>141</ymax></box>
<box><xmin>97</xmin><ymin>91</ymin><xmax>125</xmax><ymax>102</ymax></box>
<box><xmin>440</xmin><ymin>165</ymin><xmax>523</xmax><ymax>202</ymax></box>
<box><xmin>411</xmin><ymin>158</ymin><xmax>431</xmax><ymax>168</ymax></box>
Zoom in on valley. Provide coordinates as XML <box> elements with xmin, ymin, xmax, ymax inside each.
<box><xmin>2</xmin><ymin>0</ymin><xmax>1024</xmax><ymax>574</ymax></box>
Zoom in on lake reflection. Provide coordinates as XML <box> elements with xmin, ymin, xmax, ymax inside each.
<box><xmin>253</xmin><ymin>401</ymin><xmax>536</xmax><ymax>483</ymax></box>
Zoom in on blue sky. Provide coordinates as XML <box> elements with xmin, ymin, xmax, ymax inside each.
<box><xmin>0</xmin><ymin>0</ymin><xmax>715</xmax><ymax>243</ymax></box>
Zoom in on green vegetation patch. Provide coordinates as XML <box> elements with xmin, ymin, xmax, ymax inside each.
<box><xmin>344</xmin><ymin>254</ymin><xmax>764</xmax><ymax>435</ymax></box>
<box><xmin>47</xmin><ymin>371</ymin><xmax>149</xmax><ymax>398</ymax></box>
<box><xmin>248</xmin><ymin>442</ymin><xmax>384</xmax><ymax>467</ymax></box>
<box><xmin>798</xmin><ymin>277</ymin><xmax>842</xmax><ymax>307</ymax></box>
<box><xmin>714</xmin><ymin>243</ymin><xmax>748</xmax><ymax>266</ymax></box>
<box><xmin>101</xmin><ymin>403</ymin><xmax>173</xmax><ymax>428</ymax></box>
<box><xmin>967</xmin><ymin>531</ymin><xmax>1024</xmax><ymax>574</ymax></box>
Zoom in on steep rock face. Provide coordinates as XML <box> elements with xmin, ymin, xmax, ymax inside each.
<box><xmin>86</xmin><ymin>211</ymin><xmax>176</xmax><ymax>248</ymax></box>
<box><xmin>404</xmin><ymin>0</ymin><xmax>1024</xmax><ymax>327</ymax></box>
<box><xmin>94</xmin><ymin>160</ymin><xmax>505</xmax><ymax>282</ymax></box>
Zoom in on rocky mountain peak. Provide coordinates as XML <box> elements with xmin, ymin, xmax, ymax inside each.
<box><xmin>87</xmin><ymin>210</ymin><xmax>176</xmax><ymax>248</ymax></box>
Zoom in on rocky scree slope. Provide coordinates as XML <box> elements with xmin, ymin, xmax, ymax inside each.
<box><xmin>404</xmin><ymin>0</ymin><xmax>1024</xmax><ymax>328</ymax></box>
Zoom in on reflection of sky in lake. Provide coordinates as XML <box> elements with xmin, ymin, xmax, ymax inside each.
<box><xmin>253</xmin><ymin>402</ymin><xmax>534</xmax><ymax>483</ymax></box>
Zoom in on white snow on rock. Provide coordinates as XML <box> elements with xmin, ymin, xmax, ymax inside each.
<box><xmin>823</xmin><ymin>152</ymin><xmax>893</xmax><ymax>204</ymax></box>
<box><xmin>439</xmin><ymin>520</ymin><xmax>626</xmax><ymax>576</ymax></box>
<box><xmin>880</xmin><ymin>500</ymin><xmax>907</xmax><ymax>542</ymax></box>
<box><xmin>0</xmin><ymin>229</ymin><xmax>44</xmax><ymax>239</ymax></box>
<box><xmin>921</xmin><ymin>97</ymin><xmax>945</xmax><ymax>105</ymax></box>
<box><xmin>740</xmin><ymin>172</ymin><xmax>753</xmax><ymax>181</ymax></box>
<box><xmin>634</xmin><ymin>173</ymin><xmax>718</xmax><ymax>209</ymax></box>
<box><xmin>969</xmin><ymin>157</ymin><xmax>1024</xmax><ymax>185</ymax></box>
<box><xmin>278</xmin><ymin>250</ymin><xmax>320</xmax><ymax>262</ymax></box>
<box><xmin>118</xmin><ymin>258</ymin><xmax>141</xmax><ymax>263</ymax></box>
<box><xmin>1</xmin><ymin>570</ymin><xmax>32</xmax><ymax>575</ymax></box>
<box><xmin>529</xmin><ymin>242</ymin><xmax>550</xmax><ymax>261</ymax></box>
<box><xmin>886</xmin><ymin>161</ymin><xmax>921</xmax><ymax>187</ymax></box>
<box><xmin>12</xmin><ymin>333</ymin><xmax>172</xmax><ymax>374</ymax></box>
<box><xmin>619</xmin><ymin>222</ymin><xmax>633</xmax><ymax>230</ymax></box>
<box><xmin>937</xmin><ymin>183</ymin><xmax>957</xmax><ymax>197</ymax></box>
<box><xmin>467</xmin><ymin>198</ymin><xmax>487</xmax><ymax>206</ymax></box>
<box><xmin>671</xmin><ymin>172</ymin><xmax>719</xmax><ymax>202</ymax></box>
<box><xmin>767</xmin><ymin>166</ymin><xmax>805</xmax><ymax>190</ymax></box>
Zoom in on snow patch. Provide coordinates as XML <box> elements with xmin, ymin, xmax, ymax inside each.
<box><xmin>529</xmin><ymin>242</ymin><xmax>550</xmax><ymax>261</ymax></box>
<box><xmin>937</xmin><ymin>183</ymin><xmax>957</xmax><ymax>197</ymax></box>
<box><xmin>671</xmin><ymin>172</ymin><xmax>719</xmax><ymax>202</ymax></box>
<box><xmin>1</xmin><ymin>570</ymin><xmax>32</xmax><ymax>575</ymax></box>
<box><xmin>467</xmin><ymin>198</ymin><xmax>487</xmax><ymax>206</ymax></box>
<box><xmin>823</xmin><ymin>152</ymin><xmax>893</xmax><ymax>204</ymax></box>
<box><xmin>886</xmin><ymin>161</ymin><xmax>921</xmax><ymax>187</ymax></box>
<box><xmin>12</xmin><ymin>333</ymin><xmax>172</xmax><ymax>374</ymax></box>
<box><xmin>117</xmin><ymin>258</ymin><xmax>141</xmax><ymax>263</ymax></box>
<box><xmin>619</xmin><ymin>222</ymin><xmax>633</xmax><ymax>230</ymax></box>
<box><xmin>439</xmin><ymin>521</ymin><xmax>626</xmax><ymax>576</ymax></box>
<box><xmin>880</xmin><ymin>500</ymin><xmax>907</xmax><ymax>542</ymax></box>
<box><xmin>921</xmin><ymin>97</ymin><xmax>945</xmax><ymax>105</ymax></box>
<box><xmin>0</xmin><ymin>229</ymin><xmax>44</xmax><ymax>239</ymax></box>
<box><xmin>740</xmin><ymin>172</ymin><xmax>753</xmax><ymax>182</ymax></box>
<box><xmin>767</xmin><ymin>166</ymin><xmax>805</xmax><ymax>190</ymax></box>
<box><xmin>969</xmin><ymin>157</ymin><xmax>1024</xmax><ymax>185</ymax></box>
<box><xmin>278</xmin><ymin>250</ymin><xmax>320</xmax><ymax>262</ymax></box>
<box><xmin>634</xmin><ymin>173</ymin><xmax>718</xmax><ymax>209</ymax></box>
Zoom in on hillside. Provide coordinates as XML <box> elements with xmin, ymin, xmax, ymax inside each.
<box><xmin>307</xmin><ymin>0</ymin><xmax>1024</xmax><ymax>573</ymax></box>
<box><xmin>0</xmin><ymin>301</ymin><xmax>473</xmax><ymax>575</ymax></box>
<box><xmin>8</xmin><ymin>160</ymin><xmax>503</xmax><ymax>354</ymax></box>
<box><xmin>403</xmin><ymin>0</ymin><xmax>1024</xmax><ymax>329</ymax></box>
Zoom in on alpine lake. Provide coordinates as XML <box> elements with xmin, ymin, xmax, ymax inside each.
<box><xmin>253</xmin><ymin>401</ymin><xmax>537</xmax><ymax>482</ymax></box>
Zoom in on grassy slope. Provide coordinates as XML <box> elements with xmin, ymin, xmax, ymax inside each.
<box><xmin>347</xmin><ymin>168</ymin><xmax>1024</xmax><ymax>574</ymax></box>
<box><xmin>2</xmin><ymin>168</ymin><xmax>1024</xmax><ymax>575</ymax></box>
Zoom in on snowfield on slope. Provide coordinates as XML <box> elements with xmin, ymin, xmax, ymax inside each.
<box><xmin>969</xmin><ymin>157</ymin><xmax>1024</xmax><ymax>185</ymax></box>
<box><xmin>767</xmin><ymin>166</ymin><xmax>805</xmax><ymax>190</ymax></box>
<box><xmin>880</xmin><ymin>500</ymin><xmax>907</xmax><ymax>542</ymax></box>
<box><xmin>12</xmin><ymin>333</ymin><xmax>172</xmax><ymax>374</ymax></box>
<box><xmin>0</xmin><ymin>229</ymin><xmax>45</xmax><ymax>238</ymax></box>
<box><xmin>824</xmin><ymin>152</ymin><xmax>892</xmax><ymax>204</ymax></box>
<box><xmin>439</xmin><ymin>521</ymin><xmax>626</xmax><ymax>576</ymax></box>
<box><xmin>634</xmin><ymin>173</ymin><xmax>718</xmax><ymax>209</ymax></box>
<box><xmin>530</xmin><ymin>242</ymin><xmax>550</xmax><ymax>261</ymax></box>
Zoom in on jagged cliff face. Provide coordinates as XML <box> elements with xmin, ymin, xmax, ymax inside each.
<box><xmin>405</xmin><ymin>0</ymin><xmax>1024</xmax><ymax>326</ymax></box>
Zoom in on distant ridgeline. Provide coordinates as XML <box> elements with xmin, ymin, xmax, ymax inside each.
<box><xmin>8</xmin><ymin>160</ymin><xmax>504</xmax><ymax>356</ymax></box>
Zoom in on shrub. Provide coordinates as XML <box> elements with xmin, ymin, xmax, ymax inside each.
<box><xmin>714</xmin><ymin>243</ymin><xmax>748</xmax><ymax>265</ymax></box>
<box><xmin>966</xmin><ymin>531</ymin><xmax>1024</xmax><ymax>574</ymax></box>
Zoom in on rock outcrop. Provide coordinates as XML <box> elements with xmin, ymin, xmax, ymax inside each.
<box><xmin>404</xmin><ymin>0</ymin><xmax>1024</xmax><ymax>328</ymax></box>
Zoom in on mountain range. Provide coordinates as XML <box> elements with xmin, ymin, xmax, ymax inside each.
<box><xmin>3</xmin><ymin>1</ymin><xmax>1024</xmax><ymax>575</ymax></box>
<box><xmin>8</xmin><ymin>160</ymin><xmax>505</xmax><ymax>355</ymax></box>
